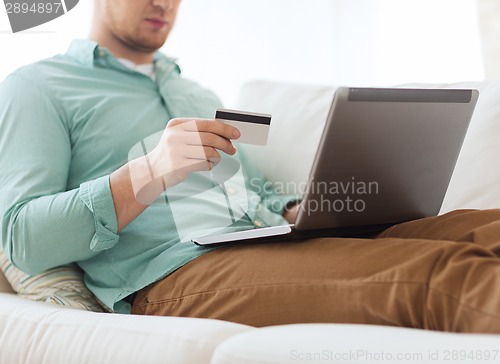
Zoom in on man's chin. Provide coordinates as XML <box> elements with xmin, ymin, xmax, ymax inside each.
<box><xmin>137</xmin><ymin>40</ymin><xmax>167</xmax><ymax>53</ymax></box>
<box><xmin>128</xmin><ymin>34</ymin><xmax>168</xmax><ymax>54</ymax></box>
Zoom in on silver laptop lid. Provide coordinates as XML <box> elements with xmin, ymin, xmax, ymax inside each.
<box><xmin>295</xmin><ymin>87</ymin><xmax>479</xmax><ymax>230</ymax></box>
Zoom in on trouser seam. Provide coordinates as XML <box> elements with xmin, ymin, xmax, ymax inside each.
<box><xmin>136</xmin><ymin>280</ymin><xmax>423</xmax><ymax>307</ymax></box>
<box><xmin>135</xmin><ymin>280</ymin><xmax>500</xmax><ymax>323</ymax></box>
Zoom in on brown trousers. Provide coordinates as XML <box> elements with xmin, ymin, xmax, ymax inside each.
<box><xmin>131</xmin><ymin>209</ymin><xmax>500</xmax><ymax>333</ymax></box>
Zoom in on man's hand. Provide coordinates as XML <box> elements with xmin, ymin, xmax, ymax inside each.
<box><xmin>111</xmin><ymin>117</ymin><xmax>240</xmax><ymax>232</ymax></box>
<box><xmin>148</xmin><ymin>118</ymin><xmax>240</xmax><ymax>189</ymax></box>
<box><xmin>283</xmin><ymin>203</ymin><xmax>300</xmax><ymax>224</ymax></box>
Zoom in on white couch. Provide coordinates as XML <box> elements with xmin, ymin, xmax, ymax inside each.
<box><xmin>2</xmin><ymin>80</ymin><xmax>500</xmax><ymax>364</ymax></box>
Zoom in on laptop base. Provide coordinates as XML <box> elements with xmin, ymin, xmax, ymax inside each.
<box><xmin>192</xmin><ymin>223</ymin><xmax>396</xmax><ymax>247</ymax></box>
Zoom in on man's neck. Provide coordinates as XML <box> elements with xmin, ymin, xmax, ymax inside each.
<box><xmin>89</xmin><ymin>33</ymin><xmax>155</xmax><ymax>65</ymax></box>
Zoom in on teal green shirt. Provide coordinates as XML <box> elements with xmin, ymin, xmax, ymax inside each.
<box><xmin>0</xmin><ymin>40</ymin><xmax>295</xmax><ymax>313</ymax></box>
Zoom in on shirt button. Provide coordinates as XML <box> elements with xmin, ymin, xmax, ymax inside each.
<box><xmin>254</xmin><ymin>220</ymin><xmax>263</xmax><ymax>227</ymax></box>
<box><xmin>227</xmin><ymin>187</ymin><xmax>237</xmax><ymax>194</ymax></box>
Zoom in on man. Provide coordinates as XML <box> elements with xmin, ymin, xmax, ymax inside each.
<box><xmin>1</xmin><ymin>0</ymin><xmax>500</xmax><ymax>332</ymax></box>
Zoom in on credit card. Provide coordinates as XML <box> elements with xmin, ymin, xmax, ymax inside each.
<box><xmin>215</xmin><ymin>108</ymin><xmax>272</xmax><ymax>146</ymax></box>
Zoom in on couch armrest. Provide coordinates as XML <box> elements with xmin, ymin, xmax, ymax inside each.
<box><xmin>0</xmin><ymin>293</ymin><xmax>253</xmax><ymax>364</ymax></box>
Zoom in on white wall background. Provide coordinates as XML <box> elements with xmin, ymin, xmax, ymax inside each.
<box><xmin>0</xmin><ymin>0</ymin><xmax>484</xmax><ymax>106</ymax></box>
<box><xmin>0</xmin><ymin>1</ymin><xmax>93</xmax><ymax>78</ymax></box>
<box><xmin>477</xmin><ymin>0</ymin><xmax>500</xmax><ymax>78</ymax></box>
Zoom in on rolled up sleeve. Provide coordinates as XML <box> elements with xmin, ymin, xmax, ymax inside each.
<box><xmin>79</xmin><ymin>176</ymin><xmax>119</xmax><ymax>252</ymax></box>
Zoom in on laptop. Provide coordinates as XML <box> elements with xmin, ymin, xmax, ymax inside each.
<box><xmin>193</xmin><ymin>87</ymin><xmax>479</xmax><ymax>246</ymax></box>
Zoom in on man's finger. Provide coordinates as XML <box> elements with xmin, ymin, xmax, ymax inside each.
<box><xmin>181</xmin><ymin>159</ymin><xmax>215</xmax><ymax>174</ymax></box>
<box><xmin>184</xmin><ymin>145</ymin><xmax>221</xmax><ymax>163</ymax></box>
<box><xmin>186</xmin><ymin>132</ymin><xmax>237</xmax><ymax>155</ymax></box>
<box><xmin>183</xmin><ymin>119</ymin><xmax>241</xmax><ymax>140</ymax></box>
<box><xmin>167</xmin><ymin>117</ymin><xmax>198</xmax><ymax>128</ymax></box>
<box><xmin>198</xmin><ymin>132</ymin><xmax>237</xmax><ymax>155</ymax></box>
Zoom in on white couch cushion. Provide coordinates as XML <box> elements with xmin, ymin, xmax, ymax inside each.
<box><xmin>236</xmin><ymin>80</ymin><xmax>335</xmax><ymax>193</ymax></box>
<box><xmin>211</xmin><ymin>324</ymin><xmax>500</xmax><ymax>364</ymax></box>
<box><xmin>439</xmin><ymin>80</ymin><xmax>500</xmax><ymax>212</ymax></box>
<box><xmin>0</xmin><ymin>293</ymin><xmax>252</xmax><ymax>364</ymax></box>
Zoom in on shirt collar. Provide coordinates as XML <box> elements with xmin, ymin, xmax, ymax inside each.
<box><xmin>66</xmin><ymin>39</ymin><xmax>181</xmax><ymax>76</ymax></box>
<box><xmin>66</xmin><ymin>39</ymin><xmax>98</xmax><ymax>66</ymax></box>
